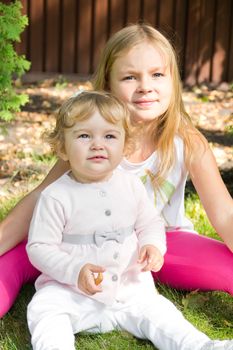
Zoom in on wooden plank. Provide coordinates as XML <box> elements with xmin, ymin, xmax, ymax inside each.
<box><xmin>212</xmin><ymin>0</ymin><xmax>231</xmax><ymax>83</ymax></box>
<box><xmin>197</xmin><ymin>0</ymin><xmax>215</xmax><ymax>84</ymax></box>
<box><xmin>173</xmin><ymin>0</ymin><xmax>187</xmax><ymax>80</ymax></box>
<box><xmin>9</xmin><ymin>0</ymin><xmax>233</xmax><ymax>85</ymax></box>
<box><xmin>45</xmin><ymin>0</ymin><xmax>60</xmax><ymax>72</ymax></box>
<box><xmin>227</xmin><ymin>2</ymin><xmax>233</xmax><ymax>81</ymax></box>
<box><xmin>29</xmin><ymin>0</ymin><xmax>44</xmax><ymax>72</ymax></box>
<box><xmin>143</xmin><ymin>0</ymin><xmax>158</xmax><ymax>27</ymax></box>
<box><xmin>108</xmin><ymin>0</ymin><xmax>125</xmax><ymax>36</ymax></box>
<box><xmin>61</xmin><ymin>0</ymin><xmax>76</xmax><ymax>73</ymax></box>
<box><xmin>15</xmin><ymin>0</ymin><xmax>28</xmax><ymax>58</ymax></box>
<box><xmin>77</xmin><ymin>0</ymin><xmax>92</xmax><ymax>75</ymax></box>
<box><xmin>158</xmin><ymin>0</ymin><xmax>174</xmax><ymax>34</ymax></box>
<box><xmin>184</xmin><ymin>0</ymin><xmax>201</xmax><ymax>85</ymax></box>
<box><xmin>126</xmin><ymin>0</ymin><xmax>141</xmax><ymax>24</ymax></box>
<box><xmin>92</xmin><ymin>0</ymin><xmax>108</xmax><ymax>72</ymax></box>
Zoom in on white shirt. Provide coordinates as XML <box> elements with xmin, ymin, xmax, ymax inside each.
<box><xmin>119</xmin><ymin>136</ymin><xmax>194</xmax><ymax>231</ymax></box>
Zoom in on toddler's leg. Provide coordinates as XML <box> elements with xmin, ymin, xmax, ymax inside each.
<box><xmin>27</xmin><ymin>286</ymin><xmax>76</xmax><ymax>350</ymax></box>
<box><xmin>153</xmin><ymin>231</ymin><xmax>233</xmax><ymax>294</ymax></box>
<box><xmin>114</xmin><ymin>294</ymin><xmax>232</xmax><ymax>350</ymax></box>
<box><xmin>27</xmin><ymin>284</ymin><xmax>107</xmax><ymax>350</ymax></box>
<box><xmin>0</xmin><ymin>239</ymin><xmax>40</xmax><ymax>317</ymax></box>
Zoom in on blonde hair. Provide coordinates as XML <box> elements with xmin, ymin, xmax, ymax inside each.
<box><xmin>48</xmin><ymin>90</ymin><xmax>131</xmax><ymax>154</ymax></box>
<box><xmin>93</xmin><ymin>23</ymin><xmax>204</xmax><ymax>186</ymax></box>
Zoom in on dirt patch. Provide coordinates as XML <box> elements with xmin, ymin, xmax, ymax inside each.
<box><xmin>0</xmin><ymin>80</ymin><xmax>232</xmax><ymax>198</ymax></box>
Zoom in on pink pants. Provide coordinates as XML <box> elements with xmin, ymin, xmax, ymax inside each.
<box><xmin>153</xmin><ymin>231</ymin><xmax>233</xmax><ymax>293</ymax></box>
<box><xmin>0</xmin><ymin>231</ymin><xmax>232</xmax><ymax>318</ymax></box>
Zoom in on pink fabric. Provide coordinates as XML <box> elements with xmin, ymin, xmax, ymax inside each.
<box><xmin>0</xmin><ymin>231</ymin><xmax>232</xmax><ymax>318</ymax></box>
<box><xmin>0</xmin><ymin>240</ymin><xmax>39</xmax><ymax>318</ymax></box>
<box><xmin>153</xmin><ymin>231</ymin><xmax>233</xmax><ymax>294</ymax></box>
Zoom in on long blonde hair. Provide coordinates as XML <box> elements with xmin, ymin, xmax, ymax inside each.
<box><xmin>93</xmin><ymin>23</ymin><xmax>203</xmax><ymax>186</ymax></box>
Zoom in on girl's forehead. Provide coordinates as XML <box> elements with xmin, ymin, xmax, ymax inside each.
<box><xmin>113</xmin><ymin>42</ymin><xmax>169</xmax><ymax>70</ymax></box>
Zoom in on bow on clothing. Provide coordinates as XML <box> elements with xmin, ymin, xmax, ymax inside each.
<box><xmin>94</xmin><ymin>229</ymin><xmax>125</xmax><ymax>247</ymax></box>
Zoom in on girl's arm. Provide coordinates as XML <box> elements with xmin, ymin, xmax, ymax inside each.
<box><xmin>0</xmin><ymin>159</ymin><xmax>70</xmax><ymax>255</ymax></box>
<box><xmin>188</xmin><ymin>135</ymin><xmax>233</xmax><ymax>252</ymax></box>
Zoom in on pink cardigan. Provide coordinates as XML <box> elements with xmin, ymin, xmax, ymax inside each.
<box><xmin>27</xmin><ymin>170</ymin><xmax>166</xmax><ymax>305</ymax></box>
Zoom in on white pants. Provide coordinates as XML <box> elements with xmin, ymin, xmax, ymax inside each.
<box><xmin>27</xmin><ymin>284</ymin><xmax>210</xmax><ymax>350</ymax></box>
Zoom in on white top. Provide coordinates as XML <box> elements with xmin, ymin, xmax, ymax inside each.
<box><xmin>118</xmin><ymin>136</ymin><xmax>194</xmax><ymax>231</ymax></box>
<box><xmin>27</xmin><ymin>169</ymin><xmax>166</xmax><ymax>305</ymax></box>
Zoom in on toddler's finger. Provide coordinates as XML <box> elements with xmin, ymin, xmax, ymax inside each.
<box><xmin>151</xmin><ymin>260</ymin><xmax>164</xmax><ymax>272</ymax></box>
<box><xmin>138</xmin><ymin>248</ymin><xmax>147</xmax><ymax>263</ymax></box>
<box><xmin>89</xmin><ymin>264</ymin><xmax>105</xmax><ymax>273</ymax></box>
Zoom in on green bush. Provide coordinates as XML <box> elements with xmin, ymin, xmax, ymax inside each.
<box><xmin>0</xmin><ymin>0</ymin><xmax>30</xmax><ymax>121</ymax></box>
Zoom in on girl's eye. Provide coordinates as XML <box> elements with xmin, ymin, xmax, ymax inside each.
<box><xmin>123</xmin><ymin>75</ymin><xmax>135</xmax><ymax>81</ymax></box>
<box><xmin>153</xmin><ymin>72</ymin><xmax>164</xmax><ymax>78</ymax></box>
<box><xmin>78</xmin><ymin>134</ymin><xmax>90</xmax><ymax>139</ymax></box>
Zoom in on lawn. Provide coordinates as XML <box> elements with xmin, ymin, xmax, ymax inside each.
<box><xmin>0</xmin><ymin>80</ymin><xmax>232</xmax><ymax>349</ymax></box>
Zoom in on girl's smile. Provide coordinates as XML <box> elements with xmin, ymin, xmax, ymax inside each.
<box><xmin>133</xmin><ymin>98</ymin><xmax>158</xmax><ymax>109</ymax></box>
<box><xmin>109</xmin><ymin>41</ymin><xmax>172</xmax><ymax>123</ymax></box>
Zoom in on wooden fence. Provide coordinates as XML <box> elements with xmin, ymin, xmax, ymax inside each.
<box><xmin>9</xmin><ymin>0</ymin><xmax>233</xmax><ymax>85</ymax></box>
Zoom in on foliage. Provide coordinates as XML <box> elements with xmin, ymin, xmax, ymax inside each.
<box><xmin>185</xmin><ymin>193</ymin><xmax>218</xmax><ymax>240</ymax></box>
<box><xmin>0</xmin><ymin>0</ymin><xmax>30</xmax><ymax>121</ymax></box>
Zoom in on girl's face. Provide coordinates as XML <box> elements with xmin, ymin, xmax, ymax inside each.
<box><xmin>60</xmin><ymin>111</ymin><xmax>125</xmax><ymax>183</ymax></box>
<box><xmin>109</xmin><ymin>42</ymin><xmax>173</xmax><ymax>123</ymax></box>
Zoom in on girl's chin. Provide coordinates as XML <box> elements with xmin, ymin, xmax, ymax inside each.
<box><xmin>131</xmin><ymin>114</ymin><xmax>159</xmax><ymax>124</ymax></box>
<box><xmin>129</xmin><ymin>109</ymin><xmax>159</xmax><ymax>121</ymax></box>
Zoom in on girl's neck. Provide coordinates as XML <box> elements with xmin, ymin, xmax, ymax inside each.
<box><xmin>126</xmin><ymin>146</ymin><xmax>154</xmax><ymax>163</ymax></box>
<box><xmin>125</xmin><ymin>124</ymin><xmax>156</xmax><ymax>163</ymax></box>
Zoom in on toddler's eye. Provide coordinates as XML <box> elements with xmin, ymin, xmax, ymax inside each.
<box><xmin>105</xmin><ymin>134</ymin><xmax>116</xmax><ymax>139</ymax></box>
<box><xmin>78</xmin><ymin>134</ymin><xmax>90</xmax><ymax>139</ymax></box>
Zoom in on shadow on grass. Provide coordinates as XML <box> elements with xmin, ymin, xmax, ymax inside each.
<box><xmin>198</xmin><ymin>128</ymin><xmax>233</xmax><ymax>147</ymax></box>
<box><xmin>22</xmin><ymin>94</ymin><xmax>60</xmax><ymax>114</ymax></box>
<box><xmin>185</xmin><ymin>168</ymin><xmax>233</xmax><ymax>197</ymax></box>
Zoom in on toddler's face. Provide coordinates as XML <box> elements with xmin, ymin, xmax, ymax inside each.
<box><xmin>109</xmin><ymin>41</ymin><xmax>173</xmax><ymax>124</ymax></box>
<box><xmin>60</xmin><ymin>110</ymin><xmax>125</xmax><ymax>183</ymax></box>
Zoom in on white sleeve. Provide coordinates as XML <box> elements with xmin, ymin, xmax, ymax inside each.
<box><xmin>133</xmin><ymin>177</ymin><xmax>167</xmax><ymax>255</ymax></box>
<box><xmin>27</xmin><ymin>193</ymin><xmax>83</xmax><ymax>287</ymax></box>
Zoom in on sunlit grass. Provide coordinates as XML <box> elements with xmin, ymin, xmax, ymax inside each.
<box><xmin>185</xmin><ymin>193</ymin><xmax>219</xmax><ymax>240</ymax></box>
<box><xmin>0</xmin><ymin>186</ymin><xmax>232</xmax><ymax>349</ymax></box>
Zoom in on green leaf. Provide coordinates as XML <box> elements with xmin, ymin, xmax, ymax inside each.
<box><xmin>0</xmin><ymin>0</ymin><xmax>30</xmax><ymax>122</ymax></box>
<box><xmin>0</xmin><ymin>110</ymin><xmax>13</xmax><ymax>121</ymax></box>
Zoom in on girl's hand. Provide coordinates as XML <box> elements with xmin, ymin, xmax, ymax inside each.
<box><xmin>138</xmin><ymin>245</ymin><xmax>164</xmax><ymax>272</ymax></box>
<box><xmin>78</xmin><ymin>263</ymin><xmax>105</xmax><ymax>295</ymax></box>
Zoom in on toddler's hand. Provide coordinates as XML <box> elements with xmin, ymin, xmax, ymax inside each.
<box><xmin>138</xmin><ymin>245</ymin><xmax>164</xmax><ymax>272</ymax></box>
<box><xmin>78</xmin><ymin>263</ymin><xmax>105</xmax><ymax>295</ymax></box>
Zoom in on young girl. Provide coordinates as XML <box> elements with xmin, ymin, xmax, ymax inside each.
<box><xmin>26</xmin><ymin>90</ymin><xmax>232</xmax><ymax>350</ymax></box>
<box><xmin>92</xmin><ymin>23</ymin><xmax>233</xmax><ymax>292</ymax></box>
<box><xmin>0</xmin><ymin>23</ymin><xmax>232</xmax><ymax>318</ymax></box>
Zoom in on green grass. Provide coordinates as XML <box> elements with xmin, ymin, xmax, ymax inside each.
<box><xmin>0</xmin><ymin>191</ymin><xmax>232</xmax><ymax>349</ymax></box>
<box><xmin>185</xmin><ymin>193</ymin><xmax>219</xmax><ymax>240</ymax></box>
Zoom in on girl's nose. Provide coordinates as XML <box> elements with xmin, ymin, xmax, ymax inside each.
<box><xmin>136</xmin><ymin>78</ymin><xmax>153</xmax><ymax>93</ymax></box>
